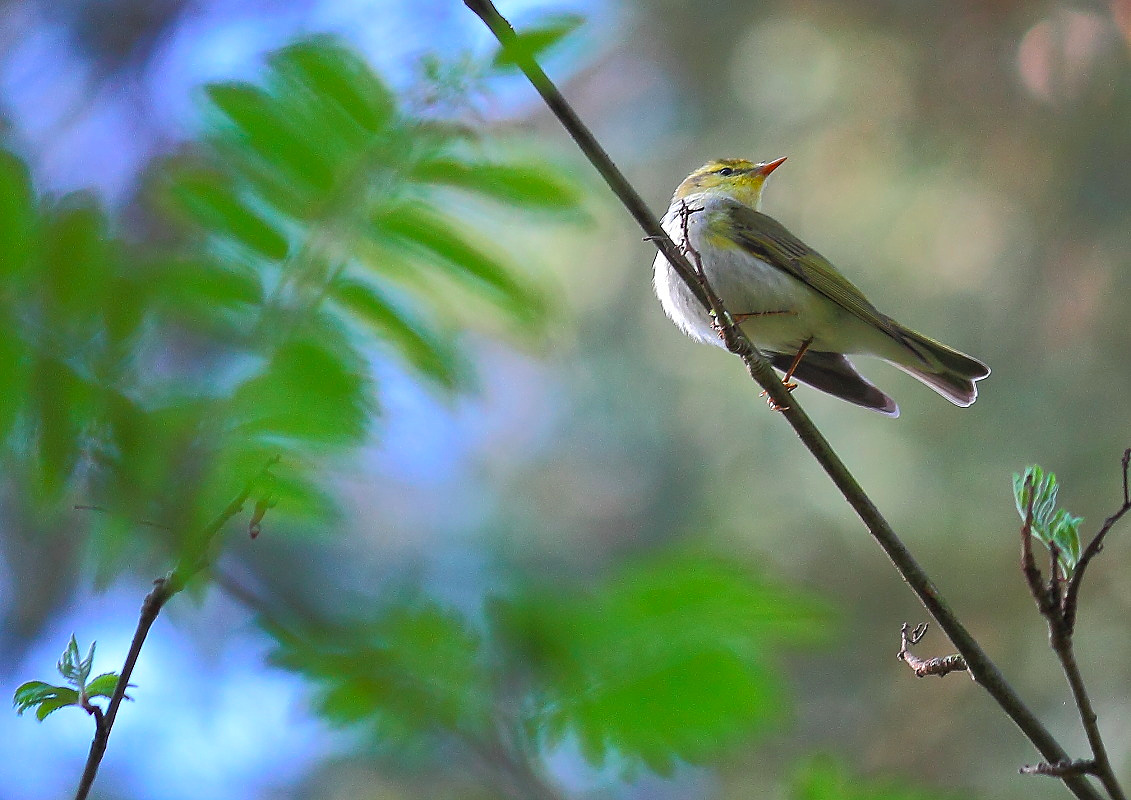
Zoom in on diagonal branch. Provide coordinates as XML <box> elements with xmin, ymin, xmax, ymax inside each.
<box><xmin>461</xmin><ymin>3</ymin><xmax>1103</xmax><ymax>798</ymax></box>
<box><xmin>73</xmin><ymin>456</ymin><xmax>278</xmax><ymax>800</ymax></box>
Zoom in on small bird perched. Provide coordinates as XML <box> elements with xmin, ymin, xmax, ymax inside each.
<box><xmin>652</xmin><ymin>157</ymin><xmax>989</xmax><ymax>416</ymax></box>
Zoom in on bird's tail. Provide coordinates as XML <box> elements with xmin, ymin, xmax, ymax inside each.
<box><xmin>885</xmin><ymin>321</ymin><xmax>990</xmax><ymax>407</ymax></box>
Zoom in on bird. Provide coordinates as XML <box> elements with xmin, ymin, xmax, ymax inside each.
<box><xmin>652</xmin><ymin>157</ymin><xmax>990</xmax><ymax>416</ymax></box>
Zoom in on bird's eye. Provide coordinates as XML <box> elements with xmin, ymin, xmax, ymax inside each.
<box><xmin>717</xmin><ymin>167</ymin><xmax>734</xmax><ymax>176</ymax></box>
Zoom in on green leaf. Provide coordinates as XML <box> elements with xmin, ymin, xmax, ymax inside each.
<box><xmin>1050</xmin><ymin>508</ymin><xmax>1084</xmax><ymax>565</ymax></box>
<box><xmin>492</xmin><ymin>15</ymin><xmax>584</xmax><ymax>69</ymax></box>
<box><xmin>0</xmin><ymin>148</ymin><xmax>37</xmax><ymax>279</ymax></box>
<box><xmin>206</xmin><ymin>81</ymin><xmax>335</xmax><ymax>197</ymax></box>
<box><xmin>330</xmin><ymin>276</ymin><xmax>463</xmax><ymax>389</ymax></box>
<box><xmin>269</xmin><ymin>604</ymin><xmax>493</xmax><ymax>741</ymax></box>
<box><xmin>57</xmin><ymin>635</ymin><xmax>95</xmax><ymax>687</ymax></box>
<box><xmin>374</xmin><ymin>203</ymin><xmax>543</xmax><ymax>324</ymax></box>
<box><xmin>155</xmin><ymin>255</ymin><xmax>262</xmax><ymax>313</ymax></box>
<box><xmin>254</xmin><ymin>466</ymin><xmax>338</xmax><ymax>524</ymax></box>
<box><xmin>412</xmin><ymin>156</ymin><xmax>583</xmax><ymax>212</ymax></box>
<box><xmin>104</xmin><ymin>273</ymin><xmax>152</xmax><ymax>346</ymax></box>
<box><xmin>12</xmin><ymin>639</ymin><xmax>117</xmax><ymax>722</ymax></box>
<box><xmin>791</xmin><ymin>756</ymin><xmax>961</xmax><ymax>800</ymax></box>
<box><xmin>268</xmin><ymin>37</ymin><xmax>396</xmax><ymax>136</ymax></box>
<box><xmin>499</xmin><ymin>553</ymin><xmax>830</xmax><ymax>772</ymax></box>
<box><xmin>13</xmin><ymin>682</ymin><xmax>81</xmax><ymax>721</ymax></box>
<box><xmin>42</xmin><ymin>197</ymin><xmax>113</xmax><ymax>321</ymax></box>
<box><xmin>0</xmin><ymin>318</ymin><xmax>28</xmax><ymax>439</ymax></box>
<box><xmin>1014</xmin><ymin>465</ymin><xmax>1084</xmax><ymax>575</ymax></box>
<box><xmin>86</xmin><ymin>673</ymin><xmax>130</xmax><ymax>702</ymax></box>
<box><xmin>31</xmin><ymin>356</ymin><xmax>97</xmax><ymax>500</ymax></box>
<box><xmin>163</xmin><ymin>162</ymin><xmax>289</xmax><ymax>260</ymax></box>
<box><xmin>229</xmin><ymin>334</ymin><xmax>370</xmax><ymax>446</ymax></box>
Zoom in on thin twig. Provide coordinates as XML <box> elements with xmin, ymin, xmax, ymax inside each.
<box><xmin>73</xmin><ymin>505</ymin><xmax>172</xmax><ymax>531</ymax></box>
<box><xmin>1064</xmin><ymin>448</ymin><xmax>1131</xmax><ymax>634</ymax></box>
<box><xmin>1049</xmin><ymin>541</ymin><xmax>1064</xmax><ymax>610</ymax></box>
<box><xmin>73</xmin><ymin>457</ymin><xmax>278</xmax><ymax>800</ymax></box>
<box><xmin>460</xmin><ymin>3</ymin><xmax>1101</xmax><ymax>798</ymax></box>
<box><xmin>897</xmin><ymin>623</ymin><xmax>969</xmax><ymax>679</ymax></box>
<box><xmin>1020</xmin><ymin>478</ymin><xmax>1048</xmax><ymax>611</ymax></box>
<box><xmin>676</xmin><ymin>201</ymin><xmax>732</xmax><ymax>328</ymax></box>
<box><xmin>1022</xmin><ymin>760</ymin><xmax>1099</xmax><ymax>779</ymax></box>
<box><xmin>1048</xmin><ymin>628</ymin><xmax>1125</xmax><ymax>800</ymax></box>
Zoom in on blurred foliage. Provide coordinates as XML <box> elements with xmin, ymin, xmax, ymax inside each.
<box><xmin>158</xmin><ymin>35</ymin><xmax>582</xmax><ymax>389</ymax></box>
<box><xmin>270</xmin><ymin>602</ymin><xmax>494</xmax><ymax>743</ymax></box>
<box><xmin>12</xmin><ymin>635</ymin><xmax>126</xmax><ymax>721</ymax></box>
<box><xmin>269</xmin><ymin>551</ymin><xmax>829</xmax><ymax>790</ymax></box>
<box><xmin>0</xmin><ymin>154</ymin><xmax>145</xmax><ymax>507</ymax></box>
<box><xmin>0</xmin><ymin>35</ymin><xmax>583</xmax><ymax>579</ymax></box>
<box><xmin>790</xmin><ymin>757</ymin><xmax>960</xmax><ymax>800</ymax></box>
<box><xmin>500</xmin><ymin>553</ymin><xmax>830</xmax><ymax>773</ymax></box>
<box><xmin>1014</xmin><ymin>464</ymin><xmax>1084</xmax><ymax>576</ymax></box>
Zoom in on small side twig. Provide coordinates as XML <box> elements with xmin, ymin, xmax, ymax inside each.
<box><xmin>73</xmin><ymin>505</ymin><xmax>172</xmax><ymax>531</ymax></box>
<box><xmin>1021</xmin><ymin>760</ymin><xmax>1099</xmax><ymax>778</ymax></box>
<box><xmin>897</xmin><ymin>623</ymin><xmax>969</xmax><ymax>679</ymax></box>
<box><xmin>1019</xmin><ymin>481</ymin><xmax>1054</xmax><ymax>615</ymax></box>
<box><xmin>1048</xmin><ymin>541</ymin><xmax>1064</xmax><ymax>608</ymax></box>
<box><xmin>1063</xmin><ymin>447</ymin><xmax>1131</xmax><ymax>634</ymax></box>
<box><xmin>674</xmin><ymin>200</ymin><xmax>752</xmax><ymax>359</ymax></box>
<box><xmin>73</xmin><ymin>456</ymin><xmax>279</xmax><ymax>800</ymax></box>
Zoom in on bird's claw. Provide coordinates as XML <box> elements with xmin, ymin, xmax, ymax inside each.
<box><xmin>759</xmin><ymin>382</ymin><xmax>796</xmax><ymax>412</ymax></box>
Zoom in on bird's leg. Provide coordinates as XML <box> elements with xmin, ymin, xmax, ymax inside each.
<box><xmin>732</xmin><ymin>309</ymin><xmax>796</xmax><ymax>323</ymax></box>
<box><xmin>760</xmin><ymin>337</ymin><xmax>812</xmax><ymax>411</ymax></box>
<box><xmin>781</xmin><ymin>337</ymin><xmax>813</xmax><ymax>390</ymax></box>
<box><xmin>725</xmin><ymin>309</ymin><xmax>797</xmax><ymax>340</ymax></box>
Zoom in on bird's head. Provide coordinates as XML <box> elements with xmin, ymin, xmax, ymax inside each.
<box><xmin>673</xmin><ymin>157</ymin><xmax>787</xmax><ymax>209</ymax></box>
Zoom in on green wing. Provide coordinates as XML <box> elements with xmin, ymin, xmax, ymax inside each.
<box><xmin>724</xmin><ymin>204</ymin><xmax>902</xmax><ymax>340</ymax></box>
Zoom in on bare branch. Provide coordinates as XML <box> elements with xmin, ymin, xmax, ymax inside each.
<box><xmin>1046</xmin><ymin>631</ymin><xmax>1125</xmax><ymax>800</ymax></box>
<box><xmin>1021</xmin><ymin>760</ymin><xmax>1099</xmax><ymax>779</ymax></box>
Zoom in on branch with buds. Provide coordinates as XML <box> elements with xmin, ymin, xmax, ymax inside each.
<box><xmin>1013</xmin><ymin>451</ymin><xmax>1131</xmax><ymax>800</ymax></box>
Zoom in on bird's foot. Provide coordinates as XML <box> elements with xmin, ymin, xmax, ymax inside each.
<box><xmin>759</xmin><ymin>382</ymin><xmax>797</xmax><ymax>412</ymax></box>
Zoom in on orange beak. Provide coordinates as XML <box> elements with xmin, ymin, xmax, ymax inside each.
<box><xmin>757</xmin><ymin>156</ymin><xmax>788</xmax><ymax>176</ymax></box>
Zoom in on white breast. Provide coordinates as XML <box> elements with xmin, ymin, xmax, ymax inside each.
<box><xmin>652</xmin><ymin>193</ymin><xmax>833</xmax><ymax>353</ymax></box>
